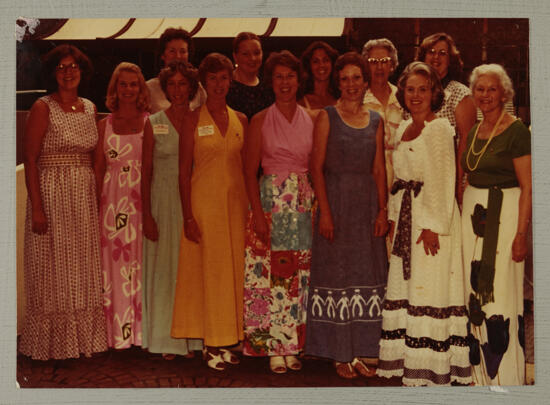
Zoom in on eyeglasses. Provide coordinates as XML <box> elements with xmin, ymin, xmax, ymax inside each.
<box><xmin>427</xmin><ymin>49</ymin><xmax>449</xmax><ymax>57</ymax></box>
<box><xmin>367</xmin><ymin>57</ymin><xmax>392</xmax><ymax>65</ymax></box>
<box><xmin>56</xmin><ymin>63</ymin><xmax>80</xmax><ymax>72</ymax></box>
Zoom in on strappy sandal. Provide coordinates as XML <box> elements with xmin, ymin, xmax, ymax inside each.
<box><xmin>285</xmin><ymin>355</ymin><xmax>302</xmax><ymax>371</ymax></box>
<box><xmin>202</xmin><ymin>347</ymin><xmax>226</xmax><ymax>371</ymax></box>
<box><xmin>334</xmin><ymin>361</ymin><xmax>358</xmax><ymax>379</ymax></box>
<box><xmin>219</xmin><ymin>348</ymin><xmax>240</xmax><ymax>365</ymax></box>
<box><xmin>351</xmin><ymin>357</ymin><xmax>376</xmax><ymax>378</ymax></box>
<box><xmin>162</xmin><ymin>353</ymin><xmax>176</xmax><ymax>360</ymax></box>
<box><xmin>270</xmin><ymin>355</ymin><xmax>287</xmax><ymax>374</ymax></box>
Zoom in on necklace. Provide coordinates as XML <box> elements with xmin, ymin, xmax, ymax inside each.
<box><xmin>466</xmin><ymin>110</ymin><xmax>506</xmax><ymax>172</ymax></box>
<box><xmin>55</xmin><ymin>94</ymin><xmax>78</xmax><ymax>111</ymax></box>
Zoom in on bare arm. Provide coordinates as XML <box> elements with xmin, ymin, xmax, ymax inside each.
<box><xmin>141</xmin><ymin>119</ymin><xmax>158</xmax><ymax>241</ymax></box>
<box><xmin>179</xmin><ymin>110</ymin><xmax>201</xmax><ymax>243</ymax></box>
<box><xmin>455</xmin><ymin>95</ymin><xmax>477</xmax><ymax>204</ymax></box>
<box><xmin>512</xmin><ymin>154</ymin><xmax>532</xmax><ymax>262</ymax></box>
<box><xmin>372</xmin><ymin>117</ymin><xmax>388</xmax><ymax>237</ymax></box>
<box><xmin>243</xmin><ymin>110</ymin><xmax>269</xmax><ymax>244</ymax></box>
<box><xmin>93</xmin><ymin>118</ymin><xmax>107</xmax><ymax>207</ymax></box>
<box><xmin>23</xmin><ymin>100</ymin><xmax>49</xmax><ymax>234</ymax></box>
<box><xmin>309</xmin><ymin>109</ymin><xmax>334</xmax><ymax>242</ymax></box>
<box><xmin>236</xmin><ymin>111</ymin><xmax>249</xmax><ymax>164</ymax></box>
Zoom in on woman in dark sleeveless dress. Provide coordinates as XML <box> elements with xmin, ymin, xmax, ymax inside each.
<box><xmin>306</xmin><ymin>52</ymin><xmax>388</xmax><ymax>379</ymax></box>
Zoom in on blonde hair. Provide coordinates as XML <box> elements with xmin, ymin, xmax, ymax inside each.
<box><xmin>105</xmin><ymin>62</ymin><xmax>151</xmax><ymax>112</ymax></box>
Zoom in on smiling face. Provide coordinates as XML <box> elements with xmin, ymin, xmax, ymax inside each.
<box><xmin>116</xmin><ymin>70</ymin><xmax>140</xmax><ymax>106</ymax></box>
<box><xmin>473</xmin><ymin>74</ymin><xmax>505</xmax><ymax>115</ymax></box>
<box><xmin>55</xmin><ymin>55</ymin><xmax>81</xmax><ymax>92</ymax></box>
<box><xmin>233</xmin><ymin>39</ymin><xmax>262</xmax><ymax>77</ymax></box>
<box><xmin>204</xmin><ymin>69</ymin><xmax>231</xmax><ymax>101</ymax></box>
<box><xmin>166</xmin><ymin>72</ymin><xmax>190</xmax><ymax>106</ymax></box>
<box><xmin>367</xmin><ymin>47</ymin><xmax>393</xmax><ymax>84</ymax></box>
<box><xmin>403</xmin><ymin>73</ymin><xmax>433</xmax><ymax>115</ymax></box>
<box><xmin>310</xmin><ymin>48</ymin><xmax>332</xmax><ymax>82</ymax></box>
<box><xmin>424</xmin><ymin>40</ymin><xmax>450</xmax><ymax>79</ymax></box>
<box><xmin>338</xmin><ymin>64</ymin><xmax>366</xmax><ymax>102</ymax></box>
<box><xmin>161</xmin><ymin>39</ymin><xmax>189</xmax><ymax>65</ymax></box>
<box><xmin>272</xmin><ymin>64</ymin><xmax>299</xmax><ymax>102</ymax></box>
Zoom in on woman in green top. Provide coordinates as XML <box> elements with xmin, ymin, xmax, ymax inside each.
<box><xmin>461</xmin><ymin>64</ymin><xmax>531</xmax><ymax>385</ymax></box>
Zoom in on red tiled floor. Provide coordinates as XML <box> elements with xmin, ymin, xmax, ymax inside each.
<box><xmin>17</xmin><ymin>348</ymin><xmax>402</xmax><ymax>388</ymax></box>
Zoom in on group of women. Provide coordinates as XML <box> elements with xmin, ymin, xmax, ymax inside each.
<box><xmin>20</xmin><ymin>27</ymin><xmax>531</xmax><ymax>387</ymax></box>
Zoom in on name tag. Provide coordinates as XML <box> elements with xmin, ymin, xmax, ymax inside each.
<box><xmin>153</xmin><ymin>124</ymin><xmax>169</xmax><ymax>135</ymax></box>
<box><xmin>198</xmin><ymin>125</ymin><xmax>214</xmax><ymax>137</ymax></box>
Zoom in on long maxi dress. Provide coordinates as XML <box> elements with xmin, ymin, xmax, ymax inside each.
<box><xmin>100</xmin><ymin>113</ymin><xmax>148</xmax><ymax>349</ymax></box>
<box><xmin>141</xmin><ymin>111</ymin><xmax>203</xmax><ymax>355</ymax></box>
<box><xmin>20</xmin><ymin>95</ymin><xmax>108</xmax><ymax>360</ymax></box>
<box><xmin>461</xmin><ymin>119</ymin><xmax>531</xmax><ymax>385</ymax></box>
<box><xmin>377</xmin><ymin>118</ymin><xmax>472</xmax><ymax>386</ymax></box>
<box><xmin>305</xmin><ymin>106</ymin><xmax>388</xmax><ymax>362</ymax></box>
<box><xmin>171</xmin><ymin>105</ymin><xmax>248</xmax><ymax>347</ymax></box>
<box><xmin>243</xmin><ymin>104</ymin><xmax>314</xmax><ymax>357</ymax></box>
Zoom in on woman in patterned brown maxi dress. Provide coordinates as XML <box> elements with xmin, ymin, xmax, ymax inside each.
<box><xmin>20</xmin><ymin>45</ymin><xmax>107</xmax><ymax>360</ymax></box>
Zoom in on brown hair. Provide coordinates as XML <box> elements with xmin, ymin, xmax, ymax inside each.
<box><xmin>42</xmin><ymin>44</ymin><xmax>93</xmax><ymax>93</ymax></box>
<box><xmin>263</xmin><ymin>50</ymin><xmax>302</xmax><ymax>89</ymax></box>
<box><xmin>233</xmin><ymin>31</ymin><xmax>261</xmax><ymax>54</ymax></box>
<box><xmin>300</xmin><ymin>41</ymin><xmax>339</xmax><ymax>97</ymax></box>
<box><xmin>417</xmin><ymin>32</ymin><xmax>464</xmax><ymax>82</ymax></box>
<box><xmin>198</xmin><ymin>53</ymin><xmax>234</xmax><ymax>87</ymax></box>
<box><xmin>395</xmin><ymin>61</ymin><xmax>445</xmax><ymax>113</ymax></box>
<box><xmin>159</xmin><ymin>61</ymin><xmax>199</xmax><ymax>101</ymax></box>
<box><xmin>158</xmin><ymin>27</ymin><xmax>193</xmax><ymax>60</ymax></box>
<box><xmin>332</xmin><ymin>51</ymin><xmax>369</xmax><ymax>85</ymax></box>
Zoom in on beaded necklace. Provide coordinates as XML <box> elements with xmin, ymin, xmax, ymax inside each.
<box><xmin>466</xmin><ymin>110</ymin><xmax>506</xmax><ymax>172</ymax></box>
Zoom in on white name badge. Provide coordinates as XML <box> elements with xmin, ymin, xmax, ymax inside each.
<box><xmin>153</xmin><ymin>124</ymin><xmax>169</xmax><ymax>135</ymax></box>
<box><xmin>198</xmin><ymin>125</ymin><xmax>215</xmax><ymax>137</ymax></box>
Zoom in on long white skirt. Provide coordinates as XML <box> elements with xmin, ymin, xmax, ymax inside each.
<box><xmin>462</xmin><ymin>185</ymin><xmax>525</xmax><ymax>385</ymax></box>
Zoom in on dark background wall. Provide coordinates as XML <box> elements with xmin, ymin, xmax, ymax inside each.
<box><xmin>16</xmin><ymin>18</ymin><xmax>529</xmax><ymax>164</ymax></box>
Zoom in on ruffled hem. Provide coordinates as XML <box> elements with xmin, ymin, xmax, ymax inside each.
<box><xmin>19</xmin><ymin>306</ymin><xmax>108</xmax><ymax>360</ymax></box>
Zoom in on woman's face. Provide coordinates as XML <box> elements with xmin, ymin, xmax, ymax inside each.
<box><xmin>55</xmin><ymin>55</ymin><xmax>81</xmax><ymax>92</ymax></box>
<box><xmin>367</xmin><ymin>47</ymin><xmax>393</xmax><ymax>84</ymax></box>
<box><xmin>272</xmin><ymin>64</ymin><xmax>299</xmax><ymax>102</ymax></box>
<box><xmin>338</xmin><ymin>64</ymin><xmax>366</xmax><ymax>102</ymax></box>
<box><xmin>116</xmin><ymin>70</ymin><xmax>140</xmax><ymax>106</ymax></box>
<box><xmin>161</xmin><ymin>39</ymin><xmax>189</xmax><ymax>65</ymax></box>
<box><xmin>424</xmin><ymin>40</ymin><xmax>450</xmax><ymax>79</ymax></box>
<box><xmin>233</xmin><ymin>39</ymin><xmax>263</xmax><ymax>76</ymax></box>
<box><xmin>403</xmin><ymin>73</ymin><xmax>433</xmax><ymax>115</ymax></box>
<box><xmin>204</xmin><ymin>69</ymin><xmax>231</xmax><ymax>100</ymax></box>
<box><xmin>310</xmin><ymin>48</ymin><xmax>332</xmax><ymax>82</ymax></box>
<box><xmin>473</xmin><ymin>74</ymin><xmax>505</xmax><ymax>115</ymax></box>
<box><xmin>166</xmin><ymin>72</ymin><xmax>190</xmax><ymax>106</ymax></box>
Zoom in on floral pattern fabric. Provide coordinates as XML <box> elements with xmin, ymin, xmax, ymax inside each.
<box><xmin>243</xmin><ymin>173</ymin><xmax>313</xmax><ymax>356</ymax></box>
<box><xmin>101</xmin><ymin>113</ymin><xmax>147</xmax><ymax>349</ymax></box>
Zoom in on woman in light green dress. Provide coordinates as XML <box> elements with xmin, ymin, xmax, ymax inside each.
<box><xmin>141</xmin><ymin>61</ymin><xmax>203</xmax><ymax>358</ymax></box>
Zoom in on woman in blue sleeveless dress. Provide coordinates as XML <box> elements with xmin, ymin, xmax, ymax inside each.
<box><xmin>306</xmin><ymin>52</ymin><xmax>388</xmax><ymax>379</ymax></box>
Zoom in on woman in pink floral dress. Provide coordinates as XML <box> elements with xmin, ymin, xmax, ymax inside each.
<box><xmin>95</xmin><ymin>62</ymin><xmax>151</xmax><ymax>349</ymax></box>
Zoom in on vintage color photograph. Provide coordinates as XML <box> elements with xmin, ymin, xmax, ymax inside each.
<box><xmin>15</xmin><ymin>17</ymin><xmax>533</xmax><ymax>389</ymax></box>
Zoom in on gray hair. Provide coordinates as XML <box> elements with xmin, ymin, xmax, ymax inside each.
<box><xmin>469</xmin><ymin>63</ymin><xmax>515</xmax><ymax>103</ymax></box>
<box><xmin>362</xmin><ymin>38</ymin><xmax>399</xmax><ymax>69</ymax></box>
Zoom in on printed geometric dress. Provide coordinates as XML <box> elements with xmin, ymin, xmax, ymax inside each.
<box><xmin>20</xmin><ymin>95</ymin><xmax>107</xmax><ymax>360</ymax></box>
<box><xmin>305</xmin><ymin>106</ymin><xmax>388</xmax><ymax>362</ymax></box>
<box><xmin>243</xmin><ymin>104</ymin><xmax>314</xmax><ymax>357</ymax></box>
<box><xmin>142</xmin><ymin>111</ymin><xmax>202</xmax><ymax>355</ymax></box>
<box><xmin>100</xmin><ymin>113</ymin><xmax>147</xmax><ymax>349</ymax></box>
<box><xmin>377</xmin><ymin>118</ymin><xmax>471</xmax><ymax>386</ymax></box>
<box><xmin>461</xmin><ymin>119</ymin><xmax>531</xmax><ymax>385</ymax></box>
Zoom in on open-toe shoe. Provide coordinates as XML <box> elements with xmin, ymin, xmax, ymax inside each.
<box><xmin>219</xmin><ymin>348</ymin><xmax>240</xmax><ymax>365</ymax></box>
<box><xmin>351</xmin><ymin>357</ymin><xmax>376</xmax><ymax>377</ymax></box>
<box><xmin>334</xmin><ymin>361</ymin><xmax>358</xmax><ymax>379</ymax></box>
<box><xmin>285</xmin><ymin>355</ymin><xmax>302</xmax><ymax>371</ymax></box>
<box><xmin>270</xmin><ymin>356</ymin><xmax>287</xmax><ymax>374</ymax></box>
<box><xmin>202</xmin><ymin>348</ymin><xmax>226</xmax><ymax>371</ymax></box>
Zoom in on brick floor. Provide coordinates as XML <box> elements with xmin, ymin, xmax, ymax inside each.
<box><xmin>17</xmin><ymin>348</ymin><xmax>402</xmax><ymax>388</ymax></box>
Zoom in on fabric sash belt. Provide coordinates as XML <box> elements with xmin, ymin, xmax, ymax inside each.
<box><xmin>38</xmin><ymin>153</ymin><xmax>92</xmax><ymax>167</ymax></box>
<box><xmin>391</xmin><ymin>179</ymin><xmax>423</xmax><ymax>280</ymax></box>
